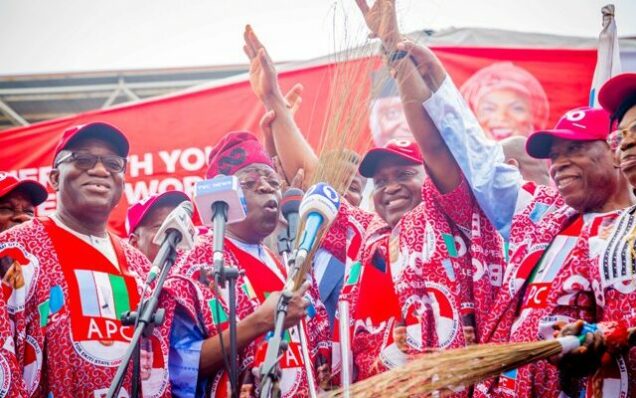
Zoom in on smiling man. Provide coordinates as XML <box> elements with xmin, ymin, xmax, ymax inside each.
<box><xmin>242</xmin><ymin>22</ymin><xmax>505</xmax><ymax>391</ymax></box>
<box><xmin>0</xmin><ymin>123</ymin><xmax>233</xmax><ymax>397</ymax></box>
<box><xmin>0</xmin><ymin>174</ymin><xmax>48</xmax><ymax>234</ymax></box>
<box><xmin>0</xmin><ymin>174</ymin><xmax>48</xmax><ymax>300</ymax></box>
<box><xmin>409</xmin><ymin>37</ymin><xmax>634</xmax><ymax>396</ymax></box>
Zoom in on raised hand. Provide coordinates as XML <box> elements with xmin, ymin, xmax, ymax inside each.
<box><xmin>355</xmin><ymin>0</ymin><xmax>401</xmax><ymax>47</ymax></box>
<box><xmin>285</xmin><ymin>83</ymin><xmax>303</xmax><ymax>115</ymax></box>
<box><xmin>243</xmin><ymin>25</ymin><xmax>283</xmax><ymax>106</ymax></box>
<box><xmin>395</xmin><ymin>40</ymin><xmax>447</xmax><ymax>94</ymax></box>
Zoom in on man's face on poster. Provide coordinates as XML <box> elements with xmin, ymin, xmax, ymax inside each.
<box><xmin>370</xmin><ymin>96</ymin><xmax>412</xmax><ymax>147</ymax></box>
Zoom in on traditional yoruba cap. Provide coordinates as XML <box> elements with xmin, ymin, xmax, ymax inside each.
<box><xmin>54</xmin><ymin>122</ymin><xmax>129</xmax><ymax>160</ymax></box>
<box><xmin>125</xmin><ymin>190</ymin><xmax>190</xmax><ymax>235</ymax></box>
<box><xmin>0</xmin><ymin>172</ymin><xmax>48</xmax><ymax>206</ymax></box>
<box><xmin>205</xmin><ymin>131</ymin><xmax>273</xmax><ymax>178</ymax></box>
<box><xmin>526</xmin><ymin>107</ymin><xmax>611</xmax><ymax>159</ymax></box>
<box><xmin>598</xmin><ymin>73</ymin><xmax>636</xmax><ymax>116</ymax></box>
<box><xmin>358</xmin><ymin>139</ymin><xmax>423</xmax><ymax>178</ymax></box>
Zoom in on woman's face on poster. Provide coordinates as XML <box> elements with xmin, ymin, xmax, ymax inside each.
<box><xmin>475</xmin><ymin>88</ymin><xmax>534</xmax><ymax>140</ymax></box>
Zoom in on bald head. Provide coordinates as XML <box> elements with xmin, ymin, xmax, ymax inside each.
<box><xmin>501</xmin><ymin>136</ymin><xmax>550</xmax><ymax>186</ymax></box>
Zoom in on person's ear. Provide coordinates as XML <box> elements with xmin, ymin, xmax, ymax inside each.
<box><xmin>505</xmin><ymin>158</ymin><xmax>520</xmax><ymax>169</ymax></box>
<box><xmin>128</xmin><ymin>232</ymin><xmax>139</xmax><ymax>248</ymax></box>
<box><xmin>48</xmin><ymin>168</ymin><xmax>60</xmax><ymax>191</ymax></box>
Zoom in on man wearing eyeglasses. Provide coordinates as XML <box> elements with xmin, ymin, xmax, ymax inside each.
<box><xmin>176</xmin><ymin>131</ymin><xmax>331</xmax><ymax>398</ymax></box>
<box><xmin>0</xmin><ymin>122</ymin><xmax>226</xmax><ymax>397</ymax></box>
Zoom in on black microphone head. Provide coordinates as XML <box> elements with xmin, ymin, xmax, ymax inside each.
<box><xmin>281</xmin><ymin>188</ymin><xmax>303</xmax><ymax>218</ymax></box>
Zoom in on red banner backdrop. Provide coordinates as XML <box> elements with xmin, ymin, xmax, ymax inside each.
<box><xmin>1</xmin><ymin>47</ymin><xmax>597</xmax><ymax>236</ymax></box>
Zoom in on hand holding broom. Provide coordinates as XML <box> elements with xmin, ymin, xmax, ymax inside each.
<box><xmin>329</xmin><ymin>321</ymin><xmax>635</xmax><ymax>397</ymax></box>
<box><xmin>553</xmin><ymin>320</ymin><xmax>636</xmax><ymax>378</ymax></box>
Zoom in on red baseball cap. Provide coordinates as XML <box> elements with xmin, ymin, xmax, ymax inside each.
<box><xmin>598</xmin><ymin>73</ymin><xmax>636</xmax><ymax>115</ymax></box>
<box><xmin>358</xmin><ymin>139</ymin><xmax>423</xmax><ymax>178</ymax></box>
<box><xmin>125</xmin><ymin>191</ymin><xmax>189</xmax><ymax>235</ymax></box>
<box><xmin>526</xmin><ymin>107</ymin><xmax>611</xmax><ymax>159</ymax></box>
<box><xmin>0</xmin><ymin>172</ymin><xmax>48</xmax><ymax>206</ymax></box>
<box><xmin>54</xmin><ymin>122</ymin><xmax>129</xmax><ymax>160</ymax></box>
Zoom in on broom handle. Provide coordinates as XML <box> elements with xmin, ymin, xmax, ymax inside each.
<box><xmin>558</xmin><ymin>322</ymin><xmax>598</xmax><ymax>354</ymax></box>
<box><xmin>338</xmin><ymin>301</ymin><xmax>352</xmax><ymax>398</ymax></box>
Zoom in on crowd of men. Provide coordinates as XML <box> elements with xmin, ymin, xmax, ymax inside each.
<box><xmin>2</xmin><ymin>1</ymin><xmax>636</xmax><ymax>397</ymax></box>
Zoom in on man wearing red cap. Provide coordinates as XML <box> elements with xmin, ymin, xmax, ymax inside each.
<box><xmin>0</xmin><ymin>173</ymin><xmax>48</xmax><ymax>300</ymax></box>
<box><xmin>175</xmin><ymin>130</ymin><xmax>331</xmax><ymax>398</ymax></box>
<box><xmin>126</xmin><ymin>191</ymin><xmax>190</xmax><ymax>263</ymax></box>
<box><xmin>243</xmin><ymin>24</ymin><xmax>504</xmax><ymax>393</ymax></box>
<box><xmin>550</xmin><ymin>73</ymin><xmax>636</xmax><ymax>396</ymax></box>
<box><xmin>0</xmin><ymin>173</ymin><xmax>48</xmax><ymax>234</ymax></box>
<box><xmin>0</xmin><ymin>122</ymin><xmax>227</xmax><ymax>397</ymax></box>
<box><xmin>0</xmin><ymin>173</ymin><xmax>46</xmax><ymax>398</ymax></box>
<box><xmin>381</xmin><ymin>13</ymin><xmax>636</xmax><ymax>396</ymax></box>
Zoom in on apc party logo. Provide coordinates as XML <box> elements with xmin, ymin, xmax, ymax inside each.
<box><xmin>0</xmin><ymin>242</ymin><xmax>40</xmax><ymax>314</ymax></box>
<box><xmin>425</xmin><ymin>282</ymin><xmax>459</xmax><ymax>348</ymax></box>
<box><xmin>0</xmin><ymin>352</ymin><xmax>10</xmax><ymax>397</ymax></box>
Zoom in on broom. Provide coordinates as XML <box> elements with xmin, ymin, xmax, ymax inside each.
<box><xmin>329</xmin><ymin>322</ymin><xmax>634</xmax><ymax>397</ymax></box>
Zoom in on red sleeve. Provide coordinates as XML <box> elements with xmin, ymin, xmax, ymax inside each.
<box><xmin>0</xmin><ymin>299</ymin><xmax>26</xmax><ymax>397</ymax></box>
<box><xmin>424</xmin><ymin>177</ymin><xmax>474</xmax><ymax>231</ymax></box>
<box><xmin>320</xmin><ymin>199</ymin><xmax>374</xmax><ymax>263</ymax></box>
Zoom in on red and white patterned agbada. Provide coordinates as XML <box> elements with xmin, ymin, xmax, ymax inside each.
<box><xmin>474</xmin><ymin>182</ymin><xmax>636</xmax><ymax>398</ymax></box>
<box><xmin>0</xmin><ymin>297</ymin><xmax>22</xmax><ymax>397</ymax></box>
<box><xmin>0</xmin><ymin>217</ymin><xmax>215</xmax><ymax>397</ymax></box>
<box><xmin>324</xmin><ymin>178</ymin><xmax>505</xmax><ymax>396</ymax></box>
<box><xmin>175</xmin><ymin>233</ymin><xmax>331</xmax><ymax>398</ymax></box>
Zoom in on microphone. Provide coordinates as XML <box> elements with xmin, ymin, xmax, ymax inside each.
<box><xmin>193</xmin><ymin>175</ymin><xmax>247</xmax><ymax>288</ymax></box>
<box><xmin>193</xmin><ymin>175</ymin><xmax>247</xmax><ymax>227</ymax></box>
<box><xmin>294</xmin><ymin>183</ymin><xmax>340</xmax><ymax>266</ymax></box>
<box><xmin>147</xmin><ymin>201</ymin><xmax>196</xmax><ymax>283</ymax></box>
<box><xmin>280</xmin><ymin>188</ymin><xmax>303</xmax><ymax>244</ymax></box>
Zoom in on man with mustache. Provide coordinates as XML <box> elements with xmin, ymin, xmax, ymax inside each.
<box><xmin>553</xmin><ymin>73</ymin><xmax>636</xmax><ymax>397</ymax></box>
<box><xmin>242</xmin><ymin>21</ymin><xmax>504</xmax><ymax>393</ymax></box>
<box><xmin>390</xmin><ymin>20</ymin><xmax>634</xmax><ymax>398</ymax></box>
<box><xmin>175</xmin><ymin>131</ymin><xmax>331</xmax><ymax>398</ymax></box>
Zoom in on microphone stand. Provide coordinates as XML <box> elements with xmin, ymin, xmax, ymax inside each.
<box><xmin>107</xmin><ymin>229</ymin><xmax>179</xmax><ymax>398</ymax></box>
<box><xmin>211</xmin><ymin>201</ymin><xmax>240</xmax><ymax>398</ymax></box>
<box><xmin>261</xmin><ymin>230</ymin><xmax>318</xmax><ymax>398</ymax></box>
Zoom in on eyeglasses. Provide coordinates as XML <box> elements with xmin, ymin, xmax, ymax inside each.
<box><xmin>55</xmin><ymin>152</ymin><xmax>127</xmax><ymax>173</ymax></box>
<box><xmin>238</xmin><ymin>171</ymin><xmax>282</xmax><ymax>191</ymax></box>
<box><xmin>613</xmin><ymin>119</ymin><xmax>636</xmax><ymax>139</ymax></box>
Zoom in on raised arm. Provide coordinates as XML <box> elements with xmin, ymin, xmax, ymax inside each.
<box><xmin>355</xmin><ymin>0</ymin><xmax>523</xmax><ymax>238</ymax></box>
<box><xmin>355</xmin><ymin>0</ymin><xmax>460</xmax><ymax>193</ymax></box>
<box><xmin>243</xmin><ymin>25</ymin><xmax>318</xmax><ymax>183</ymax></box>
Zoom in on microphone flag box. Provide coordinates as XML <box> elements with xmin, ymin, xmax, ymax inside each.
<box><xmin>194</xmin><ymin>175</ymin><xmax>247</xmax><ymax>225</ymax></box>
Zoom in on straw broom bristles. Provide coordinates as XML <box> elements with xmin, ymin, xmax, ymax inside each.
<box><xmin>289</xmin><ymin>16</ymin><xmax>383</xmax><ymax>289</ymax></box>
<box><xmin>328</xmin><ymin>337</ymin><xmax>583</xmax><ymax>397</ymax></box>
